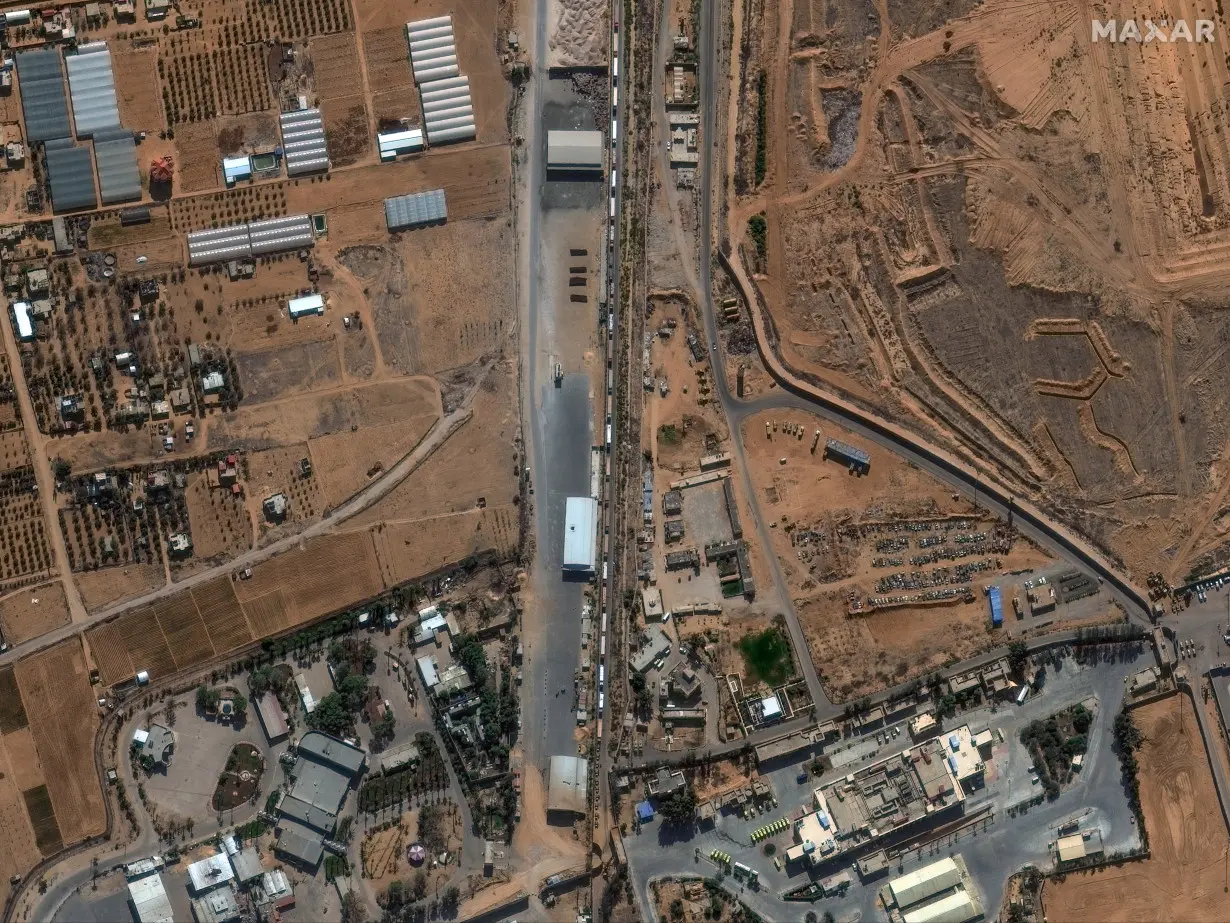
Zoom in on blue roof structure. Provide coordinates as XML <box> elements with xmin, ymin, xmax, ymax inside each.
<box><xmin>44</xmin><ymin>138</ymin><xmax>97</xmax><ymax>212</ymax></box>
<box><xmin>988</xmin><ymin>586</ymin><xmax>1003</xmax><ymax>627</ymax></box>
<box><xmin>16</xmin><ymin>49</ymin><xmax>71</xmax><ymax>142</ymax></box>
<box><xmin>636</xmin><ymin>801</ymin><xmax>654</xmax><ymax>822</ymax></box>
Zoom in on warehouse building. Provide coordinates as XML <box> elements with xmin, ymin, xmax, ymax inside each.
<box><xmin>93</xmin><ymin>127</ymin><xmax>141</xmax><ymax>204</ymax></box>
<box><xmin>902</xmin><ymin>889</ymin><xmax>978</xmax><ymax>923</ymax></box>
<box><xmin>15</xmin><ymin>49</ymin><xmax>71</xmax><ymax>142</ymax></box>
<box><xmin>377</xmin><ymin>127</ymin><xmax>424</xmax><ymax>161</ymax></box>
<box><xmin>222</xmin><ymin>155</ymin><xmax>252</xmax><ymax>186</ymax></box>
<box><xmin>44</xmin><ymin>138</ymin><xmax>97</xmax><ymax>212</ymax></box>
<box><xmin>10</xmin><ymin>300</ymin><xmax>33</xmax><ymax>341</ymax></box>
<box><xmin>547</xmin><ymin>755</ymin><xmax>589</xmax><ymax>816</ymax></box>
<box><xmin>890</xmin><ymin>857</ymin><xmax>962</xmax><ymax>909</ymax></box>
<box><xmin>823</xmin><ymin>437</ymin><xmax>871</xmax><ymax>475</ymax></box>
<box><xmin>547</xmin><ymin>129</ymin><xmax>604</xmax><ymax>173</ymax></box>
<box><xmin>563</xmin><ymin>496</ymin><xmax>598</xmax><ymax>574</ymax></box>
<box><xmin>384</xmin><ymin>189</ymin><xmax>447</xmax><ymax>231</ymax></box>
<box><xmin>274</xmin><ymin>731</ymin><xmax>365</xmax><ymax>869</ymax></box>
<box><xmin>279</xmin><ymin>107</ymin><xmax>329</xmax><ymax>176</ymax></box>
<box><xmin>65</xmin><ymin>43</ymin><xmax>120</xmax><ymax>138</ymax></box>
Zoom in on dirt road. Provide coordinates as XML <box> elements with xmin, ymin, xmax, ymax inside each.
<box><xmin>0</xmin><ymin>358</ymin><xmax>498</xmax><ymax>670</ymax></box>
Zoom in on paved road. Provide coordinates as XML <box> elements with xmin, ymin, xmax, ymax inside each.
<box><xmin>0</xmin><ymin>383</ymin><xmax>481</xmax><ymax>670</ymax></box>
<box><xmin>517</xmin><ymin>0</ymin><xmax>596</xmax><ymax>776</ymax></box>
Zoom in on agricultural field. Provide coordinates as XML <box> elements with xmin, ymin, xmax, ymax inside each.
<box><xmin>738</xmin><ymin>0</ymin><xmax>1230</xmax><ymax>584</ymax></box>
<box><xmin>1043</xmin><ymin>695</ymin><xmax>1227</xmax><ymax>921</ymax></box>
<box><xmin>0</xmin><ymin>468</ymin><xmax>54</xmax><ymax>592</ymax></box>
<box><xmin>0</xmin><ymin>582</ymin><xmax>70</xmax><ymax>647</ymax></box>
<box><xmin>12</xmin><ymin>638</ymin><xmax>105</xmax><ymax>845</ymax></box>
<box><xmin>740</xmin><ymin>409</ymin><xmax>1056</xmax><ymax>700</ymax></box>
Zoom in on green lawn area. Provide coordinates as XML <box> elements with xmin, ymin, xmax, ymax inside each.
<box><xmin>738</xmin><ymin>627</ymin><xmax>793</xmax><ymax>685</ymax></box>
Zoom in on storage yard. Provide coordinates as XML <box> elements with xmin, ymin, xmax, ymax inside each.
<box><xmin>740</xmin><ymin>408</ymin><xmax>1069</xmax><ymax>699</ymax></box>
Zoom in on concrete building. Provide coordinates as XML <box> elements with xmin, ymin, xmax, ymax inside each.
<box><xmin>631</xmin><ymin>628</ymin><xmax>672</xmax><ymax>674</ymax></box>
<box><xmin>822</xmin><ymin>438</ymin><xmax>871</xmax><ymax>475</ymax></box>
<box><xmin>547</xmin><ymin>755</ymin><xmax>589</xmax><ymax>815</ymax></box>
<box><xmin>127</xmin><ymin>873</ymin><xmax>173</xmax><ymax>923</ymax></box>
<box><xmin>190</xmin><ymin>888</ymin><xmax>240</xmax><ymax>923</ymax></box>
<box><xmin>228</xmin><ymin>846</ymin><xmax>263</xmax><ymax>884</ymax></box>
<box><xmin>187</xmin><ymin>852</ymin><xmax>234</xmax><ymax>893</ymax></box>
<box><xmin>563</xmin><ymin>496</ymin><xmax>598</xmax><ymax>574</ymax></box>
<box><xmin>274</xmin><ymin>732</ymin><xmax>365</xmax><ymax>869</ymax></box>
<box><xmin>546</xmin><ymin>129</ymin><xmax>604</xmax><ymax>172</ymax></box>
<box><xmin>134</xmin><ymin>723</ymin><xmax>174</xmax><ymax>766</ymax></box>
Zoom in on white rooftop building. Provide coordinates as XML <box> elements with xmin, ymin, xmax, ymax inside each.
<box><xmin>563</xmin><ymin>496</ymin><xmax>598</xmax><ymax>574</ymax></box>
<box><xmin>127</xmin><ymin>873</ymin><xmax>174</xmax><ymax>923</ymax></box>
<box><xmin>187</xmin><ymin>852</ymin><xmax>234</xmax><ymax>893</ymax></box>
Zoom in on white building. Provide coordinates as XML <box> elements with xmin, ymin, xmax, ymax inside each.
<box><xmin>563</xmin><ymin>496</ymin><xmax>598</xmax><ymax>574</ymax></box>
<box><xmin>187</xmin><ymin>852</ymin><xmax>234</xmax><ymax>893</ymax></box>
<box><xmin>902</xmin><ymin>889</ymin><xmax>978</xmax><ymax>923</ymax></box>
<box><xmin>127</xmin><ymin>873</ymin><xmax>174</xmax><ymax>923</ymax></box>
<box><xmin>287</xmin><ymin>293</ymin><xmax>324</xmax><ymax>319</ymax></box>
<box><xmin>547</xmin><ymin>129</ymin><xmax>604</xmax><ymax>171</ymax></box>
<box><xmin>890</xmin><ymin>857</ymin><xmax>962</xmax><ymax>909</ymax></box>
<box><xmin>10</xmin><ymin>300</ymin><xmax>33</xmax><ymax>340</ymax></box>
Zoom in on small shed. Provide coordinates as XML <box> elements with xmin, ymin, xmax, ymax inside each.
<box><xmin>636</xmin><ymin>801</ymin><xmax>654</xmax><ymax>822</ymax></box>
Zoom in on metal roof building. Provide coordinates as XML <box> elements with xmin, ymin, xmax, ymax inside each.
<box><xmin>988</xmin><ymin>585</ymin><xmax>1004</xmax><ymax>627</ymax></box>
<box><xmin>249</xmin><ymin>214</ymin><xmax>314</xmax><ymax>254</ymax></box>
<box><xmin>127</xmin><ymin>873</ymin><xmax>174</xmax><ymax>923</ymax></box>
<box><xmin>890</xmin><ymin>858</ymin><xmax>962</xmax><ymax>909</ymax></box>
<box><xmin>384</xmin><ymin>189</ymin><xmax>447</xmax><ymax>231</ymax></box>
<box><xmin>405</xmin><ymin>15</ymin><xmax>459</xmax><ymax>82</ymax></box>
<box><xmin>419</xmin><ymin>75</ymin><xmax>475</xmax><ymax>144</ymax></box>
<box><xmin>186</xmin><ymin>214</ymin><xmax>314</xmax><ymax>265</ymax></box>
<box><xmin>16</xmin><ymin>49</ymin><xmax>71</xmax><ymax>142</ymax></box>
<box><xmin>288</xmin><ymin>292</ymin><xmax>324</xmax><ymax>319</ymax></box>
<box><xmin>10</xmin><ymin>301</ymin><xmax>33</xmax><ymax>341</ymax></box>
<box><xmin>377</xmin><ymin>127</ymin><xmax>424</xmax><ymax>161</ymax></box>
<box><xmin>901</xmin><ymin>890</ymin><xmax>977</xmax><ymax>923</ymax></box>
<box><xmin>547</xmin><ymin>755</ymin><xmax>589</xmax><ymax>814</ymax></box>
<box><xmin>563</xmin><ymin>496</ymin><xmax>598</xmax><ymax>573</ymax></box>
<box><xmin>93</xmin><ymin>127</ymin><xmax>141</xmax><ymax>204</ymax></box>
<box><xmin>65</xmin><ymin>43</ymin><xmax>120</xmax><ymax>138</ymax></box>
<box><xmin>547</xmin><ymin>130</ymin><xmax>604</xmax><ymax>171</ymax></box>
<box><xmin>44</xmin><ymin>138</ymin><xmax>97</xmax><ymax>212</ymax></box>
<box><xmin>279</xmin><ymin>107</ymin><xmax>329</xmax><ymax>176</ymax></box>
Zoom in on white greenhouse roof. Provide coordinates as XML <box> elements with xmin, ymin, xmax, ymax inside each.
<box><xmin>66</xmin><ymin>43</ymin><xmax>120</xmax><ymax>138</ymax></box>
<box><xmin>279</xmin><ymin>108</ymin><xmax>329</xmax><ymax>176</ymax></box>
<box><xmin>187</xmin><ymin>214</ymin><xmax>314</xmax><ymax>265</ymax></box>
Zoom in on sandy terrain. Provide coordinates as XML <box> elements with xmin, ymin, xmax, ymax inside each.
<box><xmin>732</xmin><ymin>0</ymin><xmax>1230</xmax><ymax>584</ymax></box>
<box><xmin>547</xmin><ymin>0</ymin><xmax>609</xmax><ymax>68</ymax></box>
<box><xmin>0</xmin><ymin>582</ymin><xmax>70</xmax><ymax>646</ymax></box>
<box><xmin>1044</xmin><ymin>694</ymin><xmax>1229</xmax><ymax>922</ymax></box>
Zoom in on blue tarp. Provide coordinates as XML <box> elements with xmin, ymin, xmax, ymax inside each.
<box><xmin>636</xmin><ymin>801</ymin><xmax>654</xmax><ymax>822</ymax></box>
<box><xmin>988</xmin><ymin>585</ymin><xmax>1004</xmax><ymax>626</ymax></box>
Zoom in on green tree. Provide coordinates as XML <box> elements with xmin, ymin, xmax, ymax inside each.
<box><xmin>231</xmin><ymin>691</ymin><xmax>247</xmax><ymax>718</ymax></box>
<box><xmin>1007</xmin><ymin>640</ymin><xmax>1029</xmax><ymax>675</ymax></box>
<box><xmin>309</xmin><ymin>693</ymin><xmax>352</xmax><ymax>735</ymax></box>
<box><xmin>660</xmin><ymin>786</ymin><xmax>697</xmax><ymax>826</ymax></box>
<box><xmin>196</xmin><ymin>685</ymin><xmax>220</xmax><ymax>712</ymax></box>
<box><xmin>411</xmin><ymin>869</ymin><xmax>428</xmax><ymax>901</ymax></box>
<box><xmin>441</xmin><ymin>885</ymin><xmax>460</xmax><ymax>915</ymax></box>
